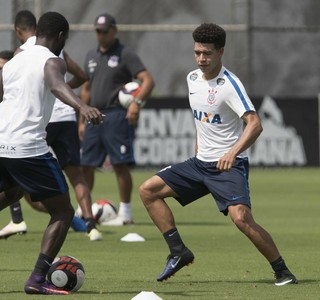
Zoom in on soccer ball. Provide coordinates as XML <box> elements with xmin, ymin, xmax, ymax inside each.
<box><xmin>47</xmin><ymin>255</ymin><xmax>85</xmax><ymax>292</ymax></box>
<box><xmin>92</xmin><ymin>200</ymin><xmax>118</xmax><ymax>224</ymax></box>
<box><xmin>118</xmin><ymin>81</ymin><xmax>141</xmax><ymax>108</ymax></box>
<box><xmin>76</xmin><ymin>200</ymin><xmax>118</xmax><ymax>224</ymax></box>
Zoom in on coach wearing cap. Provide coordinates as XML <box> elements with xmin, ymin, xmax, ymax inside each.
<box><xmin>80</xmin><ymin>13</ymin><xmax>154</xmax><ymax>225</ymax></box>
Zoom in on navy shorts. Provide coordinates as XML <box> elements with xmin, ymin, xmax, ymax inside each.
<box><xmin>46</xmin><ymin>121</ymin><xmax>80</xmax><ymax>168</ymax></box>
<box><xmin>0</xmin><ymin>152</ymin><xmax>69</xmax><ymax>202</ymax></box>
<box><xmin>81</xmin><ymin>107</ymin><xmax>135</xmax><ymax>167</ymax></box>
<box><xmin>157</xmin><ymin>157</ymin><xmax>251</xmax><ymax>215</ymax></box>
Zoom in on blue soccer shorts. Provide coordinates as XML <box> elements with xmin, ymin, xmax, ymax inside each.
<box><xmin>156</xmin><ymin>156</ymin><xmax>251</xmax><ymax>215</ymax></box>
<box><xmin>0</xmin><ymin>152</ymin><xmax>69</xmax><ymax>201</ymax></box>
<box><xmin>46</xmin><ymin>121</ymin><xmax>80</xmax><ymax>168</ymax></box>
<box><xmin>81</xmin><ymin>107</ymin><xmax>135</xmax><ymax>167</ymax></box>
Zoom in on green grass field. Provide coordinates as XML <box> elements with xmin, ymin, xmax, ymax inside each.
<box><xmin>1</xmin><ymin>167</ymin><xmax>320</xmax><ymax>300</ymax></box>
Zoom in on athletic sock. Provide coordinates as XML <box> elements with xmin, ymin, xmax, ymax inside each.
<box><xmin>84</xmin><ymin>217</ymin><xmax>96</xmax><ymax>233</ymax></box>
<box><xmin>32</xmin><ymin>253</ymin><xmax>54</xmax><ymax>278</ymax></box>
<box><xmin>270</xmin><ymin>256</ymin><xmax>288</xmax><ymax>272</ymax></box>
<box><xmin>163</xmin><ymin>227</ymin><xmax>186</xmax><ymax>255</ymax></box>
<box><xmin>118</xmin><ymin>202</ymin><xmax>132</xmax><ymax>220</ymax></box>
<box><xmin>10</xmin><ymin>201</ymin><xmax>24</xmax><ymax>223</ymax></box>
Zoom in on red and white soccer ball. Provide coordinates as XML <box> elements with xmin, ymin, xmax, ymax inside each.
<box><xmin>118</xmin><ymin>81</ymin><xmax>141</xmax><ymax>108</ymax></box>
<box><xmin>47</xmin><ymin>255</ymin><xmax>85</xmax><ymax>292</ymax></box>
<box><xmin>92</xmin><ymin>200</ymin><xmax>118</xmax><ymax>224</ymax></box>
<box><xmin>76</xmin><ymin>200</ymin><xmax>118</xmax><ymax>224</ymax></box>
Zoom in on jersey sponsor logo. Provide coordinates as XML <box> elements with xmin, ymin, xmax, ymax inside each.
<box><xmin>108</xmin><ymin>55</ymin><xmax>119</xmax><ymax>68</ymax></box>
<box><xmin>207</xmin><ymin>88</ymin><xmax>217</xmax><ymax>105</ymax></box>
<box><xmin>193</xmin><ymin>109</ymin><xmax>221</xmax><ymax>124</ymax></box>
<box><xmin>189</xmin><ymin>73</ymin><xmax>198</xmax><ymax>81</ymax></box>
<box><xmin>0</xmin><ymin>144</ymin><xmax>16</xmax><ymax>151</ymax></box>
<box><xmin>0</xmin><ymin>144</ymin><xmax>17</xmax><ymax>155</ymax></box>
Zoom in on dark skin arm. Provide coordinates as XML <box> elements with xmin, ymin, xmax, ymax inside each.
<box><xmin>44</xmin><ymin>57</ymin><xmax>103</xmax><ymax>125</ymax></box>
<box><xmin>79</xmin><ymin>80</ymin><xmax>90</xmax><ymax>141</ymax></box>
<box><xmin>216</xmin><ymin>111</ymin><xmax>263</xmax><ymax>172</ymax></box>
<box><xmin>63</xmin><ymin>50</ymin><xmax>88</xmax><ymax>89</ymax></box>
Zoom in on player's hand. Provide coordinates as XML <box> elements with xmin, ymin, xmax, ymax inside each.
<box><xmin>217</xmin><ymin>153</ymin><xmax>236</xmax><ymax>172</ymax></box>
<box><xmin>80</xmin><ymin>105</ymin><xmax>104</xmax><ymax>126</ymax></box>
<box><xmin>126</xmin><ymin>101</ymin><xmax>140</xmax><ymax>125</ymax></box>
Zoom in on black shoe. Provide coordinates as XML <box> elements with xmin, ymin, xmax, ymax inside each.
<box><xmin>157</xmin><ymin>248</ymin><xmax>194</xmax><ymax>281</ymax></box>
<box><xmin>274</xmin><ymin>269</ymin><xmax>298</xmax><ymax>286</ymax></box>
<box><xmin>24</xmin><ymin>280</ymin><xmax>69</xmax><ymax>295</ymax></box>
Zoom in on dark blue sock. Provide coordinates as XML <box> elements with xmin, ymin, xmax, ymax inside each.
<box><xmin>163</xmin><ymin>228</ymin><xmax>186</xmax><ymax>255</ymax></box>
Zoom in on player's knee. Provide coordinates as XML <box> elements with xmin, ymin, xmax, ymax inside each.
<box><xmin>60</xmin><ymin>204</ymin><xmax>75</xmax><ymax>225</ymax></box>
<box><xmin>232</xmin><ymin>215</ymin><xmax>246</xmax><ymax>229</ymax></box>
<box><xmin>138</xmin><ymin>182</ymin><xmax>148</xmax><ymax>201</ymax></box>
<box><xmin>67</xmin><ymin>204</ymin><xmax>75</xmax><ymax>218</ymax></box>
<box><xmin>231</xmin><ymin>211</ymin><xmax>254</xmax><ymax>233</ymax></box>
<box><xmin>139</xmin><ymin>181</ymin><xmax>154</xmax><ymax>205</ymax></box>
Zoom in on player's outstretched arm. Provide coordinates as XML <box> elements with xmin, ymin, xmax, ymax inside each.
<box><xmin>63</xmin><ymin>50</ymin><xmax>88</xmax><ymax>89</ymax></box>
<box><xmin>44</xmin><ymin>57</ymin><xmax>103</xmax><ymax>125</ymax></box>
<box><xmin>217</xmin><ymin>111</ymin><xmax>262</xmax><ymax>172</ymax></box>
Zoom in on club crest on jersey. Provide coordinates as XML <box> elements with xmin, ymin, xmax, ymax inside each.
<box><xmin>189</xmin><ymin>73</ymin><xmax>198</xmax><ymax>81</ymax></box>
<box><xmin>88</xmin><ymin>59</ymin><xmax>97</xmax><ymax>73</ymax></box>
<box><xmin>217</xmin><ymin>78</ymin><xmax>225</xmax><ymax>85</ymax></box>
<box><xmin>207</xmin><ymin>89</ymin><xmax>217</xmax><ymax>105</ymax></box>
<box><xmin>108</xmin><ymin>55</ymin><xmax>119</xmax><ymax>68</ymax></box>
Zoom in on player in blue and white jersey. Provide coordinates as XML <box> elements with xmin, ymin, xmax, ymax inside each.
<box><xmin>139</xmin><ymin>23</ymin><xmax>297</xmax><ymax>286</ymax></box>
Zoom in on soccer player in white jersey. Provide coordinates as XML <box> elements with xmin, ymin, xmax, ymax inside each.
<box><xmin>139</xmin><ymin>23</ymin><xmax>297</xmax><ymax>286</ymax></box>
<box><xmin>0</xmin><ymin>10</ymin><xmax>102</xmax><ymax>241</ymax></box>
<box><xmin>0</xmin><ymin>12</ymin><xmax>103</xmax><ymax>294</ymax></box>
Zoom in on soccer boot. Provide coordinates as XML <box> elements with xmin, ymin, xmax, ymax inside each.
<box><xmin>24</xmin><ymin>280</ymin><xmax>69</xmax><ymax>295</ymax></box>
<box><xmin>70</xmin><ymin>215</ymin><xmax>87</xmax><ymax>232</ymax></box>
<box><xmin>157</xmin><ymin>248</ymin><xmax>194</xmax><ymax>281</ymax></box>
<box><xmin>0</xmin><ymin>221</ymin><xmax>27</xmax><ymax>239</ymax></box>
<box><xmin>274</xmin><ymin>269</ymin><xmax>298</xmax><ymax>286</ymax></box>
<box><xmin>88</xmin><ymin>228</ymin><xmax>103</xmax><ymax>241</ymax></box>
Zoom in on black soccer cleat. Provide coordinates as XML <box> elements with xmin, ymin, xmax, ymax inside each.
<box><xmin>157</xmin><ymin>248</ymin><xmax>194</xmax><ymax>282</ymax></box>
<box><xmin>24</xmin><ymin>280</ymin><xmax>69</xmax><ymax>295</ymax></box>
<box><xmin>274</xmin><ymin>269</ymin><xmax>298</xmax><ymax>286</ymax></box>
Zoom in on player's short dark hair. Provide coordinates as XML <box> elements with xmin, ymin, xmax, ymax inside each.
<box><xmin>36</xmin><ymin>12</ymin><xmax>69</xmax><ymax>38</ymax></box>
<box><xmin>192</xmin><ymin>23</ymin><xmax>226</xmax><ymax>49</ymax></box>
<box><xmin>0</xmin><ymin>50</ymin><xmax>14</xmax><ymax>61</ymax></box>
<box><xmin>14</xmin><ymin>10</ymin><xmax>37</xmax><ymax>31</ymax></box>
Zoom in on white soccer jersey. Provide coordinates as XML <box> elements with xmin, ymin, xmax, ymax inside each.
<box><xmin>49</xmin><ymin>51</ymin><xmax>76</xmax><ymax>122</ymax></box>
<box><xmin>0</xmin><ymin>45</ymin><xmax>56</xmax><ymax>157</ymax></box>
<box><xmin>19</xmin><ymin>35</ymin><xmax>36</xmax><ymax>50</ymax></box>
<box><xmin>187</xmin><ymin>66</ymin><xmax>256</xmax><ymax>162</ymax></box>
<box><xmin>20</xmin><ymin>37</ymin><xmax>76</xmax><ymax>123</ymax></box>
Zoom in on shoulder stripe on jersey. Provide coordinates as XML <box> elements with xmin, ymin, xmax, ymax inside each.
<box><xmin>224</xmin><ymin>70</ymin><xmax>250</xmax><ymax>111</ymax></box>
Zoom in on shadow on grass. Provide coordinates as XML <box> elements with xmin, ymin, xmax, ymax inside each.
<box><xmin>0</xmin><ymin>269</ymin><xmax>30</xmax><ymax>272</ymax></box>
<box><xmin>136</xmin><ymin>221</ymin><xmax>227</xmax><ymax>226</ymax></box>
